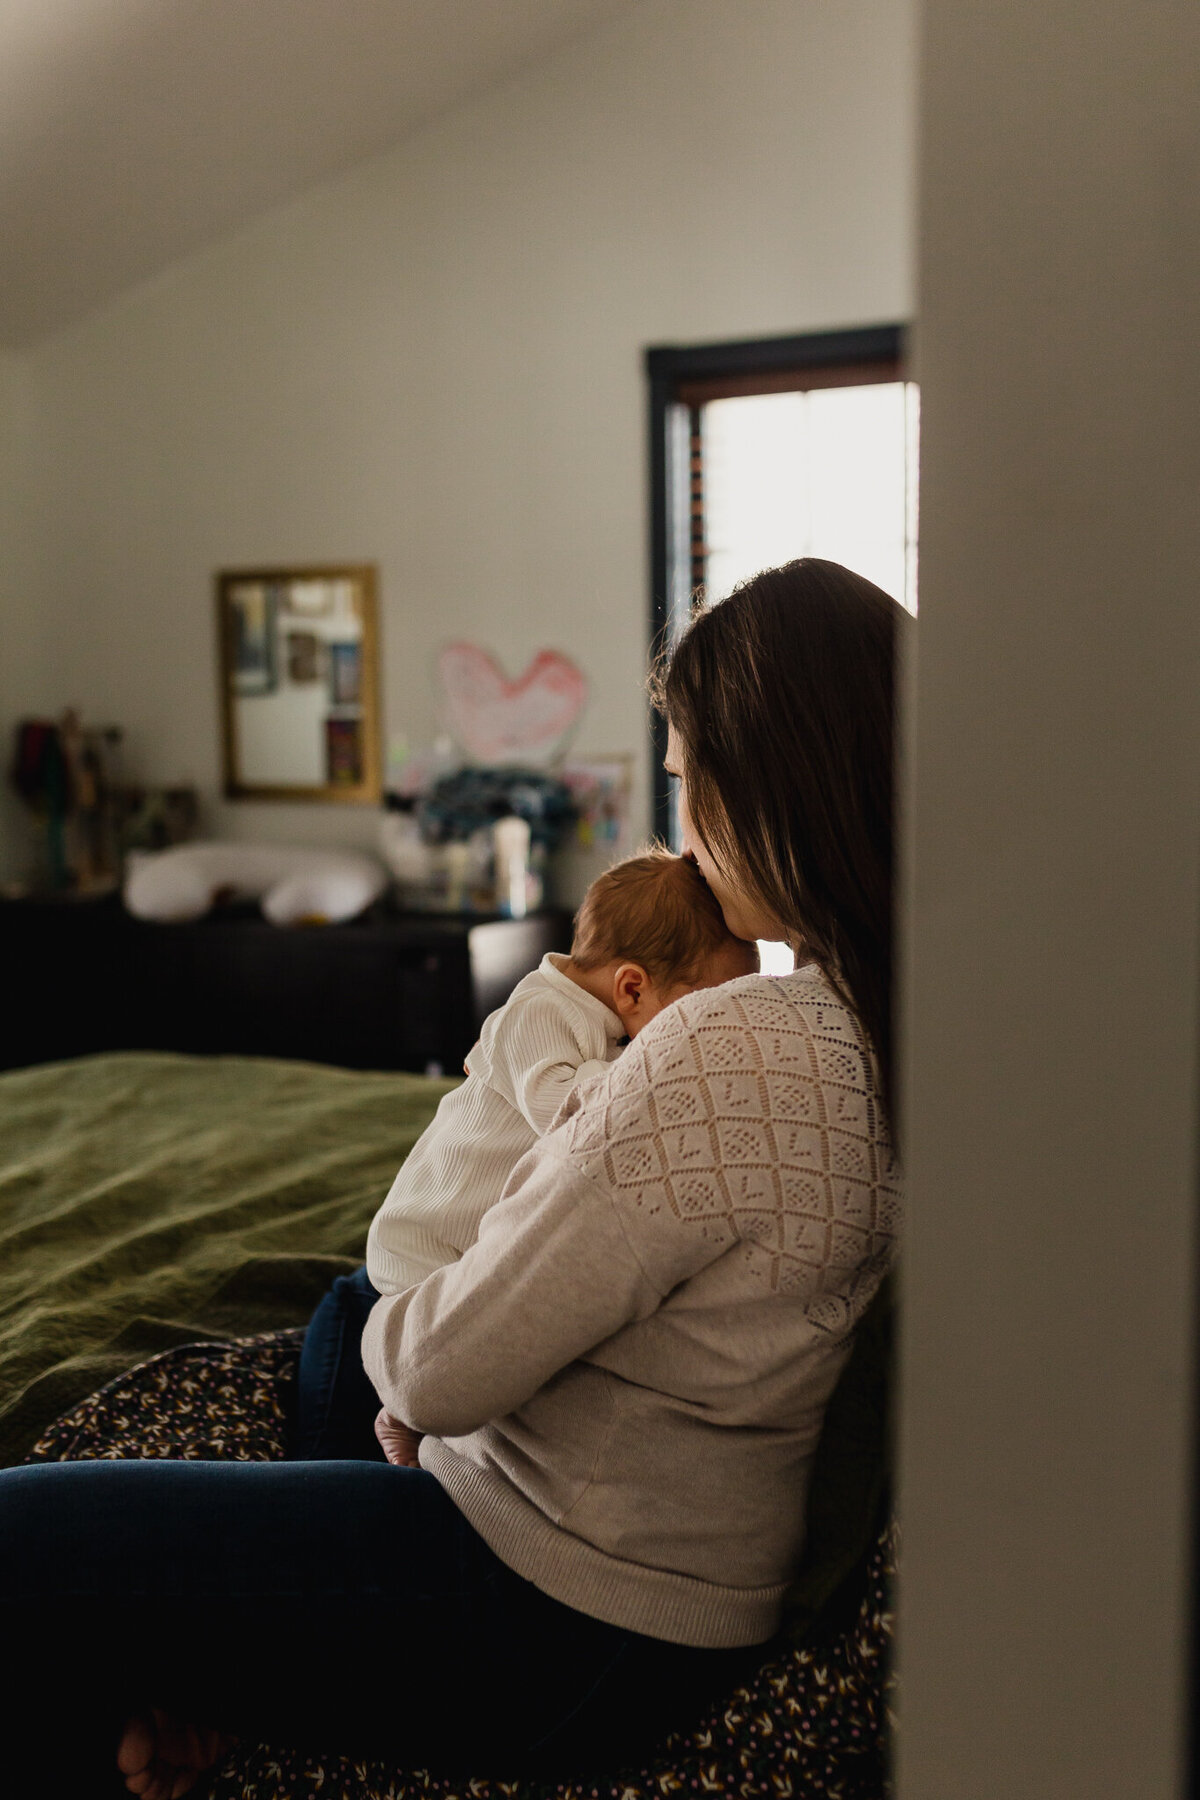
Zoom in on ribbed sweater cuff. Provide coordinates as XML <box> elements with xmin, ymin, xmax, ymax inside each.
<box><xmin>422</xmin><ymin>1438</ymin><xmax>786</xmax><ymax>1650</ymax></box>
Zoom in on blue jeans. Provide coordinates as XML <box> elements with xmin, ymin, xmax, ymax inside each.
<box><xmin>293</xmin><ymin>1262</ymin><xmax>390</xmax><ymax>1460</ymax></box>
<box><xmin>0</xmin><ymin>1267</ymin><xmax>757</xmax><ymax>1797</ymax></box>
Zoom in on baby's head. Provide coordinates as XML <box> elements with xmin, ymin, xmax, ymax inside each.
<box><xmin>568</xmin><ymin>848</ymin><xmax>759</xmax><ymax>1036</ymax></box>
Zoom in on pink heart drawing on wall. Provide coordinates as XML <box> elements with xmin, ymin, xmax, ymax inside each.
<box><xmin>437</xmin><ymin>642</ymin><xmax>588</xmax><ymax>765</ymax></box>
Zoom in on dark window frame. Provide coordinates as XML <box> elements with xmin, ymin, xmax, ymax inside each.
<box><xmin>644</xmin><ymin>324</ymin><xmax>907</xmax><ymax>842</ymax></box>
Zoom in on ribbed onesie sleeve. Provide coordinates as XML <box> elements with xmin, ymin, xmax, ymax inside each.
<box><xmin>474</xmin><ymin>985</ymin><xmax>614</xmax><ymax>1136</ymax></box>
<box><xmin>365</xmin><ymin>959</ymin><xmax>624</xmax><ymax>1294</ymax></box>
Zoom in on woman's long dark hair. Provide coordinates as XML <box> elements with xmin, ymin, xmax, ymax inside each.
<box><xmin>658</xmin><ymin>558</ymin><xmax>906</xmax><ymax>1129</ymax></box>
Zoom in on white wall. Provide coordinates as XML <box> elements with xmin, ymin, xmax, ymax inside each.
<box><xmin>900</xmin><ymin>2</ymin><xmax>1200</xmax><ymax>1795</ymax></box>
<box><xmin>0</xmin><ymin>351</ymin><xmax>41</xmax><ymax>883</ymax></box>
<box><xmin>0</xmin><ymin>0</ymin><xmax>915</xmax><ymax>891</ymax></box>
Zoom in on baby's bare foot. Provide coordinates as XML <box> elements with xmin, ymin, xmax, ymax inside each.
<box><xmin>118</xmin><ymin>1707</ymin><xmax>235</xmax><ymax>1800</ymax></box>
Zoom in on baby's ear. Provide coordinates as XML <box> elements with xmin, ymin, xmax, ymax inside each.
<box><xmin>610</xmin><ymin>961</ymin><xmax>649</xmax><ymax>1020</ymax></box>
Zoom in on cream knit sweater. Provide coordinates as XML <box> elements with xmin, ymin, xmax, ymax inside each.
<box><xmin>366</xmin><ymin>954</ymin><xmax>626</xmax><ymax>1292</ymax></box>
<box><xmin>362</xmin><ymin>965</ymin><xmax>901</xmax><ymax>1650</ymax></box>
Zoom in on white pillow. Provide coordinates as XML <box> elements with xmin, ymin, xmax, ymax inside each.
<box><xmin>124</xmin><ymin>843</ymin><xmax>388</xmax><ymax>926</ymax></box>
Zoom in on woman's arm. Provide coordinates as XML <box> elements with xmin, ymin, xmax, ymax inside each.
<box><xmin>361</xmin><ymin>1135</ymin><xmax>729</xmax><ymax>1438</ymax></box>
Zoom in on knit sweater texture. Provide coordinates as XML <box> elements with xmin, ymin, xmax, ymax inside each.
<box><xmin>362</xmin><ymin>965</ymin><xmax>901</xmax><ymax>1649</ymax></box>
<box><xmin>366</xmin><ymin>954</ymin><xmax>625</xmax><ymax>1292</ymax></box>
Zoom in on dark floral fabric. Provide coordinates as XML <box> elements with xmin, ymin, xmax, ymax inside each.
<box><xmin>26</xmin><ymin>1334</ymin><xmax>897</xmax><ymax>1800</ymax></box>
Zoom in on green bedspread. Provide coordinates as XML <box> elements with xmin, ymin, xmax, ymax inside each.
<box><xmin>0</xmin><ymin>1051</ymin><xmax>453</xmax><ymax>1466</ymax></box>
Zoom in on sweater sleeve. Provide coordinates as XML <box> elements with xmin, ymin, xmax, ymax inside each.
<box><xmin>361</xmin><ymin>1127</ymin><xmax>729</xmax><ymax>1438</ymax></box>
<box><xmin>477</xmin><ymin>988</ymin><xmax>616</xmax><ymax>1136</ymax></box>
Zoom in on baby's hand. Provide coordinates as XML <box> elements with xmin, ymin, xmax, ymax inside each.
<box><xmin>374</xmin><ymin>1406</ymin><xmax>423</xmax><ymax>1467</ymax></box>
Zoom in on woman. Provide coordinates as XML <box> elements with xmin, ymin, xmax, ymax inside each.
<box><xmin>0</xmin><ymin>558</ymin><xmax>904</xmax><ymax>1800</ymax></box>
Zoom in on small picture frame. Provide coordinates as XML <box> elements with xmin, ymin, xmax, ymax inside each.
<box><xmin>325</xmin><ymin>716</ymin><xmax>363</xmax><ymax>786</ymax></box>
<box><xmin>562</xmin><ymin>755</ymin><xmax>634</xmax><ymax>854</ymax></box>
<box><xmin>283</xmin><ymin>579</ymin><xmax>334</xmax><ymax>619</ymax></box>
<box><xmin>286</xmin><ymin>631</ymin><xmax>322</xmax><ymax>684</ymax></box>
<box><xmin>230</xmin><ymin>584</ymin><xmax>277</xmax><ymax>696</ymax></box>
<box><xmin>328</xmin><ymin>641</ymin><xmax>361</xmax><ymax>706</ymax></box>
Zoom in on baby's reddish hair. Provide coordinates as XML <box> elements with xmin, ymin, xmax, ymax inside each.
<box><xmin>571</xmin><ymin>847</ymin><xmax>750</xmax><ymax>988</ymax></box>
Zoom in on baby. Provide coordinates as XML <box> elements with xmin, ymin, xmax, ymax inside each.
<box><xmin>366</xmin><ymin>847</ymin><xmax>758</xmax><ymax>1301</ymax></box>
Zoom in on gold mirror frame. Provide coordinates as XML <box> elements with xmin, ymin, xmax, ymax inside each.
<box><xmin>217</xmin><ymin>565</ymin><xmax>382</xmax><ymax>803</ymax></box>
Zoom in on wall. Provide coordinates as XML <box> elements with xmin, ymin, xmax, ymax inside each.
<box><xmin>1</xmin><ymin>0</ymin><xmax>915</xmax><ymax>891</ymax></box>
<box><xmin>900</xmin><ymin>1</ymin><xmax>1200</xmax><ymax>1795</ymax></box>
<box><xmin>0</xmin><ymin>352</ymin><xmax>40</xmax><ymax>883</ymax></box>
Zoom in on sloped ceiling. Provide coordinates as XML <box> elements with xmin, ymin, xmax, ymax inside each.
<box><xmin>0</xmin><ymin>0</ymin><xmax>636</xmax><ymax>348</ymax></box>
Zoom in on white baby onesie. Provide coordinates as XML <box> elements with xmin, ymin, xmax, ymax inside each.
<box><xmin>366</xmin><ymin>952</ymin><xmax>625</xmax><ymax>1293</ymax></box>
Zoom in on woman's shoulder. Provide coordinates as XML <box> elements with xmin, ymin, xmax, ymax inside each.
<box><xmin>583</xmin><ymin>965</ymin><xmax>888</xmax><ymax>1143</ymax></box>
<box><xmin>679</xmin><ymin>962</ymin><xmax>862</xmax><ymax>1034</ymax></box>
<box><xmin>664</xmin><ymin>964</ymin><xmax>870</xmax><ymax>1065</ymax></box>
<box><xmin>555</xmin><ymin>963</ymin><xmax>899</xmax><ymax>1264</ymax></box>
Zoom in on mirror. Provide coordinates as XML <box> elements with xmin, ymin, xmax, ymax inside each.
<box><xmin>217</xmin><ymin>565</ymin><xmax>381</xmax><ymax>802</ymax></box>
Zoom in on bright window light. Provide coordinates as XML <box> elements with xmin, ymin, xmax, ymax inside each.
<box><xmin>706</xmin><ymin>381</ymin><xmax>919</xmax><ymax>978</ymax></box>
<box><xmin>757</xmin><ymin>939</ymin><xmax>796</xmax><ymax>977</ymax></box>
<box><xmin>702</xmin><ymin>382</ymin><xmax>920</xmax><ymax>614</ymax></box>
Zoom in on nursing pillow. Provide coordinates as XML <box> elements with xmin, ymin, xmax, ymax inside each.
<box><xmin>124</xmin><ymin>842</ymin><xmax>388</xmax><ymax>926</ymax></box>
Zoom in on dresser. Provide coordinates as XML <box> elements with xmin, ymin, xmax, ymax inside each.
<box><xmin>0</xmin><ymin>895</ymin><xmax>572</xmax><ymax>1075</ymax></box>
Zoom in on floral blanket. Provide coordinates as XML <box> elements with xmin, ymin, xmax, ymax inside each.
<box><xmin>28</xmin><ymin>1332</ymin><xmax>897</xmax><ymax>1800</ymax></box>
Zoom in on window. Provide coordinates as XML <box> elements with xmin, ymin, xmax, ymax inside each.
<box><xmin>645</xmin><ymin>326</ymin><xmax>916</xmax><ymax>970</ymax></box>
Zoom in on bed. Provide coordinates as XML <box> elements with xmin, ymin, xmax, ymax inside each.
<box><xmin>1</xmin><ymin>1049</ymin><xmax>895</xmax><ymax>1799</ymax></box>
<box><xmin>0</xmin><ymin>1050</ymin><xmax>453</xmax><ymax>1466</ymax></box>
